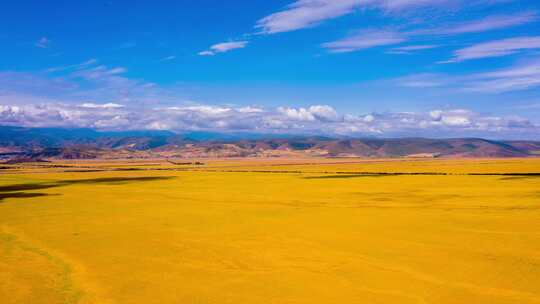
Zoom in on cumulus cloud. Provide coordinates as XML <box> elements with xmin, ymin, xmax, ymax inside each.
<box><xmin>322</xmin><ymin>30</ymin><xmax>406</xmax><ymax>53</ymax></box>
<box><xmin>237</xmin><ymin>106</ymin><xmax>264</xmax><ymax>113</ymax></box>
<box><xmin>278</xmin><ymin>107</ymin><xmax>316</xmax><ymax>121</ymax></box>
<box><xmin>432</xmin><ymin>109</ymin><xmax>472</xmax><ymax>126</ymax></box>
<box><xmin>442</xmin><ymin>36</ymin><xmax>540</xmax><ymax>62</ymax></box>
<box><xmin>307</xmin><ymin>105</ymin><xmax>341</xmax><ymax>121</ymax></box>
<box><xmin>0</xmin><ymin>103</ymin><xmax>118</xmax><ymax>128</ymax></box>
<box><xmin>198</xmin><ymin>41</ymin><xmax>248</xmax><ymax>56</ymax></box>
<box><xmin>277</xmin><ymin>105</ymin><xmax>341</xmax><ymax>122</ymax></box>
<box><xmin>0</xmin><ymin>101</ymin><xmax>537</xmax><ymax>139</ymax></box>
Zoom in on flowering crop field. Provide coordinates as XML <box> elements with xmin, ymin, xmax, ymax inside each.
<box><xmin>1</xmin><ymin>158</ymin><xmax>539</xmax><ymax>304</ymax></box>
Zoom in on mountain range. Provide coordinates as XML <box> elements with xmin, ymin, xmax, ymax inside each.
<box><xmin>1</xmin><ymin>126</ymin><xmax>539</xmax><ymax>160</ymax></box>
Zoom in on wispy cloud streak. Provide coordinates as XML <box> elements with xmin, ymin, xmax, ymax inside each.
<box><xmin>255</xmin><ymin>0</ymin><xmax>471</xmax><ymax>34</ymax></box>
<box><xmin>412</xmin><ymin>11</ymin><xmax>537</xmax><ymax>35</ymax></box>
<box><xmin>397</xmin><ymin>58</ymin><xmax>540</xmax><ymax>92</ymax></box>
<box><xmin>322</xmin><ymin>30</ymin><xmax>406</xmax><ymax>53</ymax></box>
<box><xmin>442</xmin><ymin>36</ymin><xmax>540</xmax><ymax>62</ymax></box>
<box><xmin>35</xmin><ymin>37</ymin><xmax>51</xmax><ymax>48</ymax></box>
<box><xmin>199</xmin><ymin>41</ymin><xmax>248</xmax><ymax>56</ymax></box>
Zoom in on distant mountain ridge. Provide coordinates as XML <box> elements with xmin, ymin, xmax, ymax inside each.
<box><xmin>1</xmin><ymin>126</ymin><xmax>539</xmax><ymax>160</ymax></box>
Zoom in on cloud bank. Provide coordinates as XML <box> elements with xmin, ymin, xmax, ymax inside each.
<box><xmin>0</xmin><ymin>102</ymin><xmax>537</xmax><ymax>139</ymax></box>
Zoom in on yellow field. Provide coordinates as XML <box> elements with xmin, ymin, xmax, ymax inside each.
<box><xmin>1</xmin><ymin>158</ymin><xmax>540</xmax><ymax>304</ymax></box>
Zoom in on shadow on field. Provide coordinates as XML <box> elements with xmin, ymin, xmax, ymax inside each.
<box><xmin>498</xmin><ymin>175</ymin><xmax>540</xmax><ymax>181</ymax></box>
<box><xmin>304</xmin><ymin>172</ymin><xmax>540</xmax><ymax>180</ymax></box>
<box><xmin>0</xmin><ymin>192</ymin><xmax>52</xmax><ymax>200</ymax></box>
<box><xmin>60</xmin><ymin>176</ymin><xmax>175</xmax><ymax>185</ymax></box>
<box><xmin>303</xmin><ymin>174</ymin><xmax>391</xmax><ymax>179</ymax></box>
<box><xmin>0</xmin><ymin>176</ymin><xmax>174</xmax><ymax>203</ymax></box>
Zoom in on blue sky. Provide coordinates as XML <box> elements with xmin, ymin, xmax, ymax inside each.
<box><xmin>1</xmin><ymin>0</ymin><xmax>540</xmax><ymax>138</ymax></box>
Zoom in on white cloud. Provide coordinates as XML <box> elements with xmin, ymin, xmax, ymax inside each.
<box><xmin>377</xmin><ymin>0</ymin><xmax>464</xmax><ymax>12</ymax></box>
<box><xmin>174</xmin><ymin>105</ymin><xmax>232</xmax><ymax>116</ymax></box>
<box><xmin>255</xmin><ymin>0</ymin><xmax>362</xmax><ymax>34</ymax></box>
<box><xmin>363</xmin><ymin>114</ymin><xmax>375</xmax><ymax>122</ymax></box>
<box><xmin>0</xmin><ymin>63</ymin><xmax>160</xmax><ymax>109</ymax></box>
<box><xmin>199</xmin><ymin>2</ymin><xmax>532</xmax><ymax>59</ymax></box>
<box><xmin>1</xmin><ymin>52</ymin><xmax>538</xmax><ymax>138</ymax></box>
<box><xmin>106</xmin><ymin>67</ymin><xmax>128</xmax><ymax>75</ymax></box>
<box><xmin>0</xmin><ymin>101</ymin><xmax>537</xmax><ymax>138</ymax></box>
<box><xmin>147</xmin><ymin>121</ymin><xmax>171</xmax><ymax>130</ymax></box>
<box><xmin>73</xmin><ymin>65</ymin><xmax>128</xmax><ymax>80</ymax></box>
<box><xmin>278</xmin><ymin>107</ymin><xmax>316</xmax><ymax>121</ymax></box>
<box><xmin>237</xmin><ymin>106</ymin><xmax>264</xmax><ymax>113</ymax></box>
<box><xmin>47</xmin><ymin>59</ymin><xmax>99</xmax><ymax>73</ymax></box>
<box><xmin>254</xmin><ymin>0</ymin><xmax>465</xmax><ymax>34</ymax></box>
<box><xmin>277</xmin><ymin>105</ymin><xmax>341</xmax><ymax>122</ymax></box>
<box><xmin>35</xmin><ymin>37</ymin><xmax>51</xmax><ymax>48</ymax></box>
<box><xmin>388</xmin><ymin>44</ymin><xmax>439</xmax><ymax>54</ymax></box>
<box><xmin>321</xmin><ymin>11</ymin><xmax>536</xmax><ymax>55</ymax></box>
<box><xmin>159</xmin><ymin>55</ymin><xmax>176</xmax><ymax>62</ymax></box>
<box><xmin>199</xmin><ymin>41</ymin><xmax>248</xmax><ymax>56</ymax></box>
<box><xmin>308</xmin><ymin>105</ymin><xmax>341</xmax><ymax>121</ymax></box>
<box><xmin>397</xmin><ymin>58</ymin><xmax>540</xmax><ymax>92</ymax></box>
<box><xmin>200</xmin><ymin>2</ymin><xmax>532</xmax><ymax>59</ymax></box>
<box><xmin>94</xmin><ymin>115</ymin><xmax>131</xmax><ymax>128</ymax></box>
<box><xmin>80</xmin><ymin>103</ymin><xmax>124</xmax><ymax>109</ymax></box>
<box><xmin>440</xmin><ymin>111</ymin><xmax>472</xmax><ymax>126</ymax></box>
<box><xmin>322</xmin><ymin>29</ymin><xmax>406</xmax><ymax>53</ymax></box>
<box><xmin>198</xmin><ymin>51</ymin><xmax>215</xmax><ymax>56</ymax></box>
<box><xmin>392</xmin><ymin>44</ymin><xmax>439</xmax><ymax>51</ymax></box>
<box><xmin>464</xmin><ymin>59</ymin><xmax>540</xmax><ymax>92</ymax></box>
<box><xmin>441</xmin><ymin>11</ymin><xmax>536</xmax><ymax>34</ymax></box>
<box><xmin>443</xmin><ymin>36</ymin><xmax>540</xmax><ymax>62</ymax></box>
<box><xmin>411</xmin><ymin>11</ymin><xmax>537</xmax><ymax>36</ymax></box>
<box><xmin>397</xmin><ymin>73</ymin><xmax>451</xmax><ymax>88</ymax></box>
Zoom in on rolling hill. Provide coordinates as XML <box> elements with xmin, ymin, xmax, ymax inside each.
<box><xmin>1</xmin><ymin>126</ymin><xmax>539</xmax><ymax>160</ymax></box>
